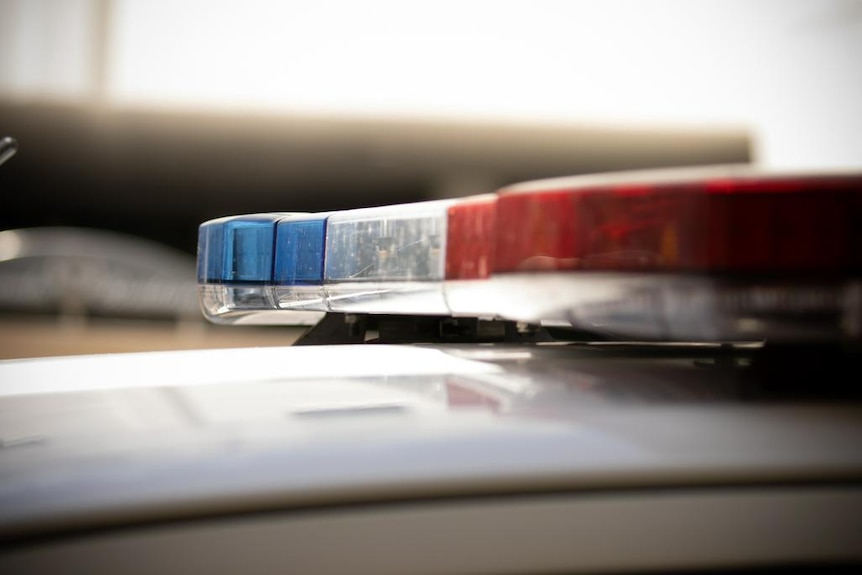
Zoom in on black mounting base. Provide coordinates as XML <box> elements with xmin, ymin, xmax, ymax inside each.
<box><xmin>293</xmin><ymin>312</ymin><xmax>570</xmax><ymax>345</ymax></box>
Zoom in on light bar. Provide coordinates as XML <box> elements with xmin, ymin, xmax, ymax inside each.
<box><xmin>197</xmin><ymin>168</ymin><xmax>862</xmax><ymax>341</ymax></box>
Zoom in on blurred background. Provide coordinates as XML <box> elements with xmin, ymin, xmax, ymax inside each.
<box><xmin>1</xmin><ymin>0</ymin><xmax>860</xmax><ymax>357</ymax></box>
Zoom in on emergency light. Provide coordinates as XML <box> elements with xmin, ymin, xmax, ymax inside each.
<box><xmin>197</xmin><ymin>167</ymin><xmax>862</xmax><ymax>342</ymax></box>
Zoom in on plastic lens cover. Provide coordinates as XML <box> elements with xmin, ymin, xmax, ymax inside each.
<box><xmin>272</xmin><ymin>214</ymin><xmax>329</xmax><ymax>312</ymax></box>
<box><xmin>274</xmin><ymin>215</ymin><xmax>328</xmax><ymax>285</ymax></box>
<box><xmin>445</xmin><ymin>195</ymin><xmax>496</xmax><ymax>280</ymax></box>
<box><xmin>495</xmin><ymin>171</ymin><xmax>862</xmax><ymax>274</ymax></box>
<box><xmin>324</xmin><ymin>200</ymin><xmax>454</xmax><ymax>282</ymax></box>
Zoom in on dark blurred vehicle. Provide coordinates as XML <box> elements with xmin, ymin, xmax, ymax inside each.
<box><xmin>0</xmin><ymin>227</ymin><xmax>198</xmax><ymax>320</ymax></box>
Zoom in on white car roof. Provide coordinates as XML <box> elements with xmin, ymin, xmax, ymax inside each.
<box><xmin>1</xmin><ymin>344</ymin><xmax>861</xmax><ymax>540</ymax></box>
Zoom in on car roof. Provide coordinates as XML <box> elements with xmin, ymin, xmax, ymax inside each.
<box><xmin>2</xmin><ymin>343</ymin><xmax>861</xmax><ymax>540</ymax></box>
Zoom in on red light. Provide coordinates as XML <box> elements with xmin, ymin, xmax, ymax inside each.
<box><xmin>446</xmin><ymin>196</ymin><xmax>497</xmax><ymax>280</ymax></box>
<box><xmin>495</xmin><ymin>174</ymin><xmax>862</xmax><ymax>275</ymax></box>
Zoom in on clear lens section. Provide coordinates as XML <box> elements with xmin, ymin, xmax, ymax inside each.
<box><xmin>326</xmin><ymin>281</ymin><xmax>448</xmax><ymax>315</ymax></box>
<box><xmin>325</xmin><ymin>200</ymin><xmax>453</xmax><ymax>282</ymax></box>
<box><xmin>199</xmin><ymin>284</ymin><xmax>323</xmax><ymax>324</ymax></box>
<box><xmin>444</xmin><ymin>279</ymin><xmax>504</xmax><ymax>319</ymax></box>
<box><xmin>274</xmin><ymin>284</ymin><xmax>329</xmax><ymax>311</ymax></box>
<box><xmin>198</xmin><ymin>283</ymin><xmax>274</xmax><ymax>322</ymax></box>
<box><xmin>478</xmin><ymin>273</ymin><xmax>862</xmax><ymax>342</ymax></box>
<box><xmin>323</xmin><ymin>200</ymin><xmax>453</xmax><ymax>314</ymax></box>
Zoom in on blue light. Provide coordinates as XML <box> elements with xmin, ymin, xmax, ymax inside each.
<box><xmin>197</xmin><ymin>215</ymin><xmax>283</xmax><ymax>283</ymax></box>
<box><xmin>274</xmin><ymin>216</ymin><xmax>327</xmax><ymax>285</ymax></box>
<box><xmin>223</xmin><ymin>217</ymin><xmax>281</xmax><ymax>282</ymax></box>
<box><xmin>197</xmin><ymin>218</ymin><xmax>226</xmax><ymax>283</ymax></box>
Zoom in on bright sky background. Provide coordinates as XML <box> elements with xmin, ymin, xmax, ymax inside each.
<box><xmin>2</xmin><ymin>0</ymin><xmax>861</xmax><ymax>168</ymax></box>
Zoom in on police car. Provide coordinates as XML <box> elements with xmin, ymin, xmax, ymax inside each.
<box><xmin>1</xmin><ymin>167</ymin><xmax>861</xmax><ymax>573</ymax></box>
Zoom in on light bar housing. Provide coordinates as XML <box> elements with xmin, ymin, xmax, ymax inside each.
<box><xmin>197</xmin><ymin>167</ymin><xmax>862</xmax><ymax>342</ymax></box>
